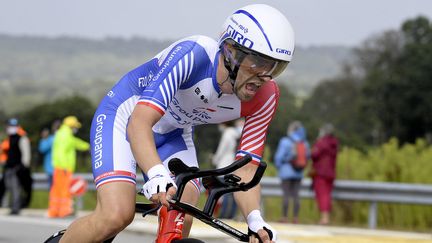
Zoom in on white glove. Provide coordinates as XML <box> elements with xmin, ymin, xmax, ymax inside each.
<box><xmin>142</xmin><ymin>164</ymin><xmax>177</xmax><ymax>200</ymax></box>
<box><xmin>247</xmin><ymin>210</ymin><xmax>277</xmax><ymax>241</ymax></box>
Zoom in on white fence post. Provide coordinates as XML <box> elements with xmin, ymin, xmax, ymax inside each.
<box><xmin>368</xmin><ymin>201</ymin><xmax>378</xmax><ymax>229</ymax></box>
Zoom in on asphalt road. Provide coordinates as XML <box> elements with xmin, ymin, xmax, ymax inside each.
<box><xmin>1</xmin><ymin>209</ymin><xmax>431</xmax><ymax>243</ymax></box>
<box><xmin>0</xmin><ymin>214</ymin><xmax>155</xmax><ymax>243</ymax></box>
<box><xmin>0</xmin><ymin>213</ymin><xmax>226</xmax><ymax>243</ymax></box>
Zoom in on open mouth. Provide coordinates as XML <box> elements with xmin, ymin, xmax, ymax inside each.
<box><xmin>245</xmin><ymin>82</ymin><xmax>261</xmax><ymax>95</ymax></box>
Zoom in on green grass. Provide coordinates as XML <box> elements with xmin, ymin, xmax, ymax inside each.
<box><xmin>29</xmin><ymin>190</ymin><xmax>97</xmax><ymax>210</ymax></box>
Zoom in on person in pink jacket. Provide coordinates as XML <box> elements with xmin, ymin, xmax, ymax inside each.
<box><xmin>311</xmin><ymin>123</ymin><xmax>339</xmax><ymax>225</ymax></box>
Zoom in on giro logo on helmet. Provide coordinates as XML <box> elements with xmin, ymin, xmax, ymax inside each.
<box><xmin>276</xmin><ymin>48</ymin><xmax>292</xmax><ymax>56</ymax></box>
<box><xmin>226</xmin><ymin>25</ymin><xmax>254</xmax><ymax>48</ymax></box>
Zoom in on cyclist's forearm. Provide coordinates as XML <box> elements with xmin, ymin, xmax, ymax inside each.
<box><xmin>128</xmin><ymin>105</ymin><xmax>163</xmax><ymax>173</ymax></box>
<box><xmin>129</xmin><ymin>128</ymin><xmax>160</xmax><ymax>173</ymax></box>
<box><xmin>234</xmin><ymin>185</ymin><xmax>261</xmax><ymax>218</ymax></box>
<box><xmin>233</xmin><ymin>163</ymin><xmax>262</xmax><ymax>217</ymax></box>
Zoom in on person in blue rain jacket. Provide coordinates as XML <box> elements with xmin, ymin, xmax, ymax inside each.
<box><xmin>274</xmin><ymin>121</ymin><xmax>310</xmax><ymax>224</ymax></box>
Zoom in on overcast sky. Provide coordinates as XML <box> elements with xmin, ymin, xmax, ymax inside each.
<box><xmin>1</xmin><ymin>0</ymin><xmax>432</xmax><ymax>47</ymax></box>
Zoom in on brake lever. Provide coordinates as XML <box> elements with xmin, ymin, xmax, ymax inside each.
<box><xmin>135</xmin><ymin>202</ymin><xmax>161</xmax><ymax>217</ymax></box>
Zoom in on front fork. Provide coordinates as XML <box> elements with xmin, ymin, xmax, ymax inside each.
<box><xmin>155</xmin><ymin>206</ymin><xmax>185</xmax><ymax>243</ymax></box>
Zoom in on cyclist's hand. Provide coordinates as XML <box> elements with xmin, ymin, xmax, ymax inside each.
<box><xmin>248</xmin><ymin>228</ymin><xmax>275</xmax><ymax>243</ymax></box>
<box><xmin>142</xmin><ymin>164</ymin><xmax>177</xmax><ymax>207</ymax></box>
<box><xmin>247</xmin><ymin>210</ymin><xmax>277</xmax><ymax>243</ymax></box>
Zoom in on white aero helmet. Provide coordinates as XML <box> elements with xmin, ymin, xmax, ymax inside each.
<box><xmin>219</xmin><ymin>4</ymin><xmax>295</xmax><ymax>81</ymax></box>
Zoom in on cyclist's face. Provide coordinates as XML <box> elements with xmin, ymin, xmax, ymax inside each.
<box><xmin>234</xmin><ymin>55</ymin><xmax>273</xmax><ymax>101</ymax></box>
<box><xmin>219</xmin><ymin>42</ymin><xmax>287</xmax><ymax>101</ymax></box>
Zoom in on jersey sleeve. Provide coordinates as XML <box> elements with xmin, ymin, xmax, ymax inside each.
<box><xmin>137</xmin><ymin>41</ymin><xmax>196</xmax><ymax>115</ymax></box>
<box><xmin>236</xmin><ymin>80</ymin><xmax>280</xmax><ymax>165</ymax></box>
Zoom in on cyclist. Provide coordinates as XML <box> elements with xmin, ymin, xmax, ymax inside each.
<box><xmin>60</xmin><ymin>4</ymin><xmax>294</xmax><ymax>243</ymax></box>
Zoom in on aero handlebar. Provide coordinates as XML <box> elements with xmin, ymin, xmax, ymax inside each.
<box><xmin>136</xmin><ymin>154</ymin><xmax>267</xmax><ymax>242</ymax></box>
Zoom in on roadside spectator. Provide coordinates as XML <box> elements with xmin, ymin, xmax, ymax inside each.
<box><xmin>274</xmin><ymin>121</ymin><xmax>310</xmax><ymax>224</ymax></box>
<box><xmin>311</xmin><ymin>123</ymin><xmax>339</xmax><ymax>225</ymax></box>
<box><xmin>2</xmin><ymin>118</ymin><xmax>31</xmax><ymax>215</ymax></box>
<box><xmin>0</xmin><ymin>133</ymin><xmax>7</xmax><ymax>164</ymax></box>
<box><xmin>48</xmin><ymin>116</ymin><xmax>89</xmax><ymax>218</ymax></box>
<box><xmin>0</xmin><ymin>132</ymin><xmax>8</xmax><ymax>204</ymax></box>
<box><xmin>212</xmin><ymin>119</ymin><xmax>243</xmax><ymax>219</ymax></box>
<box><xmin>38</xmin><ymin>120</ymin><xmax>61</xmax><ymax>189</ymax></box>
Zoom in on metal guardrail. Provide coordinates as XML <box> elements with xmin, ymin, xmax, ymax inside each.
<box><xmin>261</xmin><ymin>177</ymin><xmax>432</xmax><ymax>229</ymax></box>
<box><xmin>31</xmin><ymin>173</ymin><xmax>432</xmax><ymax>229</ymax></box>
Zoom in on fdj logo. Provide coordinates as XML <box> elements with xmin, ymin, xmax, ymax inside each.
<box><xmin>226</xmin><ymin>25</ymin><xmax>254</xmax><ymax>48</ymax></box>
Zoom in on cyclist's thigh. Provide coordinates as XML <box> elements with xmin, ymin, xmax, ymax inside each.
<box><xmin>90</xmin><ymin>103</ymin><xmax>138</xmax><ymax>217</ymax></box>
<box><xmin>180</xmin><ymin>181</ymin><xmax>201</xmax><ymax>205</ymax></box>
<box><xmin>91</xmin><ymin>106</ymin><xmax>137</xmax><ymax>189</ymax></box>
<box><xmin>96</xmin><ymin>181</ymin><xmax>136</xmax><ymax>215</ymax></box>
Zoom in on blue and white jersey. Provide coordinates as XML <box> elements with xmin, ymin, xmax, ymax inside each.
<box><xmin>91</xmin><ymin>35</ymin><xmax>280</xmax><ymax>188</ymax></box>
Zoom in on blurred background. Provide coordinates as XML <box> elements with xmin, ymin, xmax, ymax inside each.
<box><xmin>1</xmin><ymin>0</ymin><xmax>432</xmax><ymax>235</ymax></box>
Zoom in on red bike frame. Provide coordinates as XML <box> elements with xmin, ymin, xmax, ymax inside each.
<box><xmin>156</xmin><ymin>205</ymin><xmax>185</xmax><ymax>243</ymax></box>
